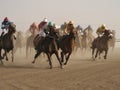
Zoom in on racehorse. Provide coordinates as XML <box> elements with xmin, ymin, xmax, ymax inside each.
<box><xmin>32</xmin><ymin>27</ymin><xmax>62</xmax><ymax>69</ymax></box>
<box><xmin>91</xmin><ymin>30</ymin><xmax>112</xmax><ymax>60</ymax></box>
<box><xmin>0</xmin><ymin>23</ymin><xmax>16</xmax><ymax>64</ymax></box>
<box><xmin>26</xmin><ymin>34</ymin><xmax>36</xmax><ymax>58</ymax></box>
<box><xmin>108</xmin><ymin>30</ymin><xmax>116</xmax><ymax>50</ymax></box>
<box><xmin>14</xmin><ymin>31</ymin><xmax>26</xmax><ymax>53</ymax></box>
<box><xmin>59</xmin><ymin>28</ymin><xmax>76</xmax><ymax>65</ymax></box>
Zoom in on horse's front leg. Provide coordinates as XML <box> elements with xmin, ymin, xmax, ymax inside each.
<box><xmin>95</xmin><ymin>49</ymin><xmax>99</xmax><ymax>60</ymax></box>
<box><xmin>32</xmin><ymin>50</ymin><xmax>41</xmax><ymax>64</ymax></box>
<box><xmin>104</xmin><ymin>50</ymin><xmax>108</xmax><ymax>59</ymax></box>
<box><xmin>61</xmin><ymin>51</ymin><xmax>64</xmax><ymax>63</ymax></box>
<box><xmin>0</xmin><ymin>49</ymin><xmax>3</xmax><ymax>64</ymax></box>
<box><xmin>3</xmin><ymin>50</ymin><xmax>8</xmax><ymax>61</ymax></box>
<box><xmin>64</xmin><ymin>52</ymin><xmax>72</xmax><ymax>65</ymax></box>
<box><xmin>92</xmin><ymin>48</ymin><xmax>95</xmax><ymax>59</ymax></box>
<box><xmin>55</xmin><ymin>51</ymin><xmax>62</xmax><ymax>69</ymax></box>
<box><xmin>11</xmin><ymin>50</ymin><xmax>14</xmax><ymax>62</ymax></box>
<box><xmin>46</xmin><ymin>53</ymin><xmax>52</xmax><ymax>69</ymax></box>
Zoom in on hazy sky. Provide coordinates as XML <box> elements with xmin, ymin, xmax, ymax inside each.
<box><xmin>0</xmin><ymin>0</ymin><xmax>120</xmax><ymax>38</ymax></box>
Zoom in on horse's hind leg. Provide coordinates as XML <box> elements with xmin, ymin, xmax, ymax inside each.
<box><xmin>64</xmin><ymin>52</ymin><xmax>71</xmax><ymax>65</ymax></box>
<box><xmin>104</xmin><ymin>50</ymin><xmax>108</xmax><ymax>59</ymax></box>
<box><xmin>55</xmin><ymin>52</ymin><xmax>62</xmax><ymax>69</ymax></box>
<box><xmin>46</xmin><ymin>53</ymin><xmax>52</xmax><ymax>69</ymax></box>
<box><xmin>32</xmin><ymin>51</ymin><xmax>41</xmax><ymax>64</ymax></box>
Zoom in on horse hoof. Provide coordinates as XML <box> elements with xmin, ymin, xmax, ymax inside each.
<box><xmin>50</xmin><ymin>66</ymin><xmax>52</xmax><ymax>69</ymax></box>
<box><xmin>32</xmin><ymin>61</ymin><xmax>35</xmax><ymax>64</ymax></box>
<box><xmin>104</xmin><ymin>56</ymin><xmax>107</xmax><ymax>59</ymax></box>
<box><xmin>64</xmin><ymin>63</ymin><xmax>67</xmax><ymax>65</ymax></box>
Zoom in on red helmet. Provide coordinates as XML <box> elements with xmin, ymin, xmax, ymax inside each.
<box><xmin>4</xmin><ymin>17</ymin><xmax>8</xmax><ymax>21</ymax></box>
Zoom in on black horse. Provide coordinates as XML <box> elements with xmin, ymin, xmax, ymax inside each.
<box><xmin>0</xmin><ymin>23</ymin><xmax>16</xmax><ymax>64</ymax></box>
<box><xmin>32</xmin><ymin>27</ymin><xmax>62</xmax><ymax>69</ymax></box>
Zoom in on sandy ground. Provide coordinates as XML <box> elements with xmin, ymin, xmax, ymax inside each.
<box><xmin>0</xmin><ymin>47</ymin><xmax>120</xmax><ymax>90</ymax></box>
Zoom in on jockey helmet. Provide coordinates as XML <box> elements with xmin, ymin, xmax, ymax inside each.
<box><xmin>43</xmin><ymin>18</ymin><xmax>48</xmax><ymax>22</ymax></box>
<box><xmin>48</xmin><ymin>21</ymin><xmax>54</xmax><ymax>27</ymax></box>
<box><xmin>4</xmin><ymin>17</ymin><xmax>8</xmax><ymax>22</ymax></box>
<box><xmin>68</xmin><ymin>20</ymin><xmax>74</xmax><ymax>25</ymax></box>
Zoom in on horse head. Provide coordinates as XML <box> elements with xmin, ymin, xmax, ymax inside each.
<box><xmin>69</xmin><ymin>28</ymin><xmax>77</xmax><ymax>40</ymax></box>
<box><xmin>8</xmin><ymin>23</ymin><xmax>16</xmax><ymax>34</ymax></box>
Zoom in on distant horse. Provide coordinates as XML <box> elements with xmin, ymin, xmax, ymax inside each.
<box><xmin>75</xmin><ymin>27</ymin><xmax>95</xmax><ymax>53</ymax></box>
<box><xmin>14</xmin><ymin>31</ymin><xmax>26</xmax><ymax>53</ymax></box>
<box><xmin>108</xmin><ymin>30</ymin><xmax>116</xmax><ymax>50</ymax></box>
<box><xmin>91</xmin><ymin>30</ymin><xmax>112</xmax><ymax>60</ymax></box>
<box><xmin>59</xmin><ymin>28</ymin><xmax>76</xmax><ymax>65</ymax></box>
<box><xmin>0</xmin><ymin>24</ymin><xmax>16</xmax><ymax>64</ymax></box>
<box><xmin>26</xmin><ymin>34</ymin><xmax>36</xmax><ymax>58</ymax></box>
<box><xmin>81</xmin><ymin>28</ymin><xmax>95</xmax><ymax>52</ymax></box>
<box><xmin>32</xmin><ymin>27</ymin><xmax>62</xmax><ymax>69</ymax></box>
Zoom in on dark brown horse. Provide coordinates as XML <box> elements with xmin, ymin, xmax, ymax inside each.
<box><xmin>91</xmin><ymin>30</ymin><xmax>112</xmax><ymax>60</ymax></box>
<box><xmin>32</xmin><ymin>27</ymin><xmax>62</xmax><ymax>69</ymax></box>
<box><xmin>59</xmin><ymin>28</ymin><xmax>76</xmax><ymax>65</ymax></box>
<box><xmin>0</xmin><ymin>24</ymin><xmax>16</xmax><ymax>64</ymax></box>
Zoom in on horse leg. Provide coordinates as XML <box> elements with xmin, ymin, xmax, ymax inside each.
<box><xmin>98</xmin><ymin>51</ymin><xmax>101</xmax><ymax>59</ymax></box>
<box><xmin>0</xmin><ymin>49</ymin><xmax>3</xmax><ymax>64</ymax></box>
<box><xmin>55</xmin><ymin>52</ymin><xmax>62</xmax><ymax>69</ymax></box>
<box><xmin>5</xmin><ymin>52</ymin><xmax>8</xmax><ymax>61</ymax></box>
<box><xmin>95</xmin><ymin>49</ymin><xmax>99</xmax><ymax>60</ymax></box>
<box><xmin>46</xmin><ymin>53</ymin><xmax>52</xmax><ymax>69</ymax></box>
<box><xmin>64</xmin><ymin>52</ymin><xmax>71</xmax><ymax>65</ymax></box>
<box><xmin>92</xmin><ymin>48</ymin><xmax>95</xmax><ymax>59</ymax></box>
<box><xmin>32</xmin><ymin>51</ymin><xmax>41</xmax><ymax>64</ymax></box>
<box><xmin>26</xmin><ymin>46</ymin><xmax>28</xmax><ymax>58</ymax></box>
<box><xmin>11</xmin><ymin>50</ymin><xmax>14</xmax><ymax>62</ymax></box>
<box><xmin>104</xmin><ymin>50</ymin><xmax>108</xmax><ymax>59</ymax></box>
<box><xmin>3</xmin><ymin>50</ymin><xmax>8</xmax><ymax>61</ymax></box>
<box><xmin>61</xmin><ymin>51</ymin><xmax>64</xmax><ymax>63</ymax></box>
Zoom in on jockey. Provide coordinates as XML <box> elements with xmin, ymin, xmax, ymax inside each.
<box><xmin>1</xmin><ymin>17</ymin><xmax>13</xmax><ymax>37</ymax></box>
<box><xmin>76</xmin><ymin>25</ymin><xmax>83</xmax><ymax>35</ymax></box>
<box><xmin>47</xmin><ymin>21</ymin><xmax>55</xmax><ymax>35</ymax></box>
<box><xmin>35</xmin><ymin>18</ymin><xmax>48</xmax><ymax>50</ymax></box>
<box><xmin>29</xmin><ymin>22</ymin><xmax>38</xmax><ymax>35</ymax></box>
<box><xmin>64</xmin><ymin>20</ymin><xmax>75</xmax><ymax>35</ymax></box>
<box><xmin>38</xmin><ymin>18</ymin><xmax>48</xmax><ymax>37</ymax></box>
<box><xmin>96</xmin><ymin>24</ymin><xmax>106</xmax><ymax>37</ymax></box>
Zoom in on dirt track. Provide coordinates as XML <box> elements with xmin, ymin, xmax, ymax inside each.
<box><xmin>0</xmin><ymin>47</ymin><xmax>120</xmax><ymax>90</ymax></box>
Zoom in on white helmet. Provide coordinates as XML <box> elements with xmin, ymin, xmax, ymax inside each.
<box><xmin>43</xmin><ymin>18</ymin><xmax>48</xmax><ymax>22</ymax></box>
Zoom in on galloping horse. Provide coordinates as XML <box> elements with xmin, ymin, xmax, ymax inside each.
<box><xmin>32</xmin><ymin>27</ymin><xmax>62</xmax><ymax>69</ymax></box>
<box><xmin>108</xmin><ymin>30</ymin><xmax>116</xmax><ymax>50</ymax></box>
<box><xmin>14</xmin><ymin>31</ymin><xmax>26</xmax><ymax>53</ymax></box>
<box><xmin>59</xmin><ymin>28</ymin><xmax>76</xmax><ymax>65</ymax></box>
<box><xmin>26</xmin><ymin>33</ymin><xmax>36</xmax><ymax>58</ymax></box>
<box><xmin>0</xmin><ymin>24</ymin><xmax>16</xmax><ymax>64</ymax></box>
<box><xmin>91</xmin><ymin>30</ymin><xmax>112</xmax><ymax>60</ymax></box>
